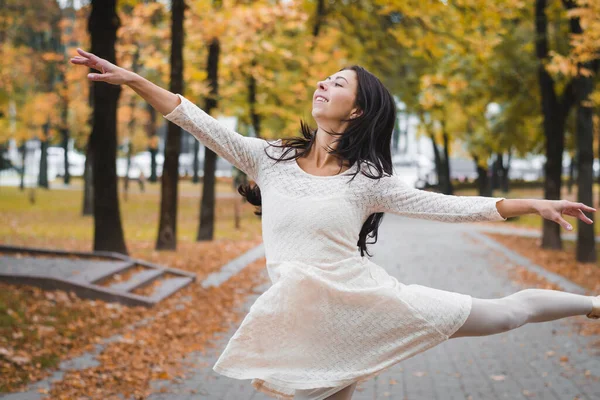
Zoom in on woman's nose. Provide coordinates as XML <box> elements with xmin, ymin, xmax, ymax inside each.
<box><xmin>317</xmin><ymin>80</ymin><xmax>327</xmax><ymax>90</ymax></box>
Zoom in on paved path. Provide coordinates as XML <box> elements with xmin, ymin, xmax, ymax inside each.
<box><xmin>144</xmin><ymin>216</ymin><xmax>600</xmax><ymax>400</ymax></box>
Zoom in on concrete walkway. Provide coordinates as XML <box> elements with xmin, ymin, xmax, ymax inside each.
<box><xmin>143</xmin><ymin>216</ymin><xmax>600</xmax><ymax>400</ymax></box>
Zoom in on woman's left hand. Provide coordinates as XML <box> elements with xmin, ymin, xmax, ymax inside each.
<box><xmin>536</xmin><ymin>200</ymin><xmax>596</xmax><ymax>231</ymax></box>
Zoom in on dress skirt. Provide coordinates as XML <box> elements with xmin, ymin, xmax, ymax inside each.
<box><xmin>212</xmin><ymin>256</ymin><xmax>472</xmax><ymax>400</ymax></box>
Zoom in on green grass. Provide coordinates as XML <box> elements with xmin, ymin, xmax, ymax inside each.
<box><xmin>0</xmin><ymin>178</ymin><xmax>262</xmax><ymax>248</ymax></box>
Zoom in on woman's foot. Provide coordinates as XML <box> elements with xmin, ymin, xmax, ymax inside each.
<box><xmin>587</xmin><ymin>295</ymin><xmax>600</xmax><ymax>319</ymax></box>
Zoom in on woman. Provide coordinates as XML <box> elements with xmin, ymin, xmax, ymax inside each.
<box><xmin>71</xmin><ymin>48</ymin><xmax>599</xmax><ymax>400</ymax></box>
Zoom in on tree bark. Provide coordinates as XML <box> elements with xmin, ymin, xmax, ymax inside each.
<box><xmin>197</xmin><ymin>37</ymin><xmax>220</xmax><ymax>241</ymax></box>
<box><xmin>145</xmin><ymin>102</ymin><xmax>158</xmax><ymax>183</ymax></box>
<box><xmin>156</xmin><ymin>0</ymin><xmax>184</xmax><ymax>250</ymax></box>
<box><xmin>19</xmin><ymin>143</ymin><xmax>26</xmax><ymax>191</ymax></box>
<box><xmin>312</xmin><ymin>0</ymin><xmax>326</xmax><ymax>38</ymax></box>
<box><xmin>575</xmin><ymin>61</ymin><xmax>597</xmax><ymax>262</ymax></box>
<box><xmin>124</xmin><ymin>48</ymin><xmax>140</xmax><ymax>199</ymax></box>
<box><xmin>37</xmin><ymin>130</ymin><xmax>49</xmax><ymax>189</ymax></box>
<box><xmin>124</xmin><ymin>139</ymin><xmax>132</xmax><ymax>201</ymax></box>
<box><xmin>501</xmin><ymin>152</ymin><xmax>511</xmax><ymax>193</ymax></box>
<box><xmin>82</xmin><ymin>144</ymin><xmax>94</xmax><ymax>216</ymax></box>
<box><xmin>89</xmin><ymin>0</ymin><xmax>127</xmax><ymax>254</ymax></box>
<box><xmin>61</xmin><ymin>117</ymin><xmax>70</xmax><ymax>185</ymax></box>
<box><xmin>248</xmin><ymin>59</ymin><xmax>261</xmax><ymax>138</ymax></box>
<box><xmin>568</xmin><ymin>153</ymin><xmax>576</xmax><ymax>195</ymax></box>
<box><xmin>491</xmin><ymin>154</ymin><xmax>500</xmax><ymax>190</ymax></box>
<box><xmin>473</xmin><ymin>155</ymin><xmax>492</xmax><ymax>197</ymax></box>
<box><xmin>192</xmin><ymin>140</ymin><xmax>200</xmax><ymax>183</ymax></box>
<box><xmin>441</xmin><ymin>131</ymin><xmax>453</xmax><ymax>195</ymax></box>
<box><xmin>60</xmin><ymin>3</ymin><xmax>73</xmax><ymax>186</ymax></box>
<box><xmin>429</xmin><ymin>132</ymin><xmax>443</xmax><ymax>190</ymax></box>
<box><xmin>536</xmin><ymin>0</ymin><xmax>576</xmax><ymax>250</ymax></box>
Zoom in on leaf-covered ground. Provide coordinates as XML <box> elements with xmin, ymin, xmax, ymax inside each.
<box><xmin>0</xmin><ymin>180</ymin><xmax>265</xmax><ymax>393</ymax></box>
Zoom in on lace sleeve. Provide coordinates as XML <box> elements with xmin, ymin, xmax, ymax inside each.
<box><xmin>368</xmin><ymin>174</ymin><xmax>507</xmax><ymax>222</ymax></box>
<box><xmin>163</xmin><ymin>94</ymin><xmax>266</xmax><ymax>181</ymax></box>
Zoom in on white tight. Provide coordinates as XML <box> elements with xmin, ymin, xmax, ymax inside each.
<box><xmin>451</xmin><ymin>289</ymin><xmax>594</xmax><ymax>338</ymax></box>
<box><xmin>293</xmin><ymin>382</ymin><xmax>357</xmax><ymax>400</ymax></box>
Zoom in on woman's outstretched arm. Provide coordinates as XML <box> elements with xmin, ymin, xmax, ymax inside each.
<box><xmin>70</xmin><ymin>48</ymin><xmax>180</xmax><ymax>115</ymax></box>
<box><xmin>497</xmin><ymin>198</ymin><xmax>595</xmax><ymax>231</ymax></box>
<box><xmin>368</xmin><ymin>174</ymin><xmax>595</xmax><ymax>230</ymax></box>
<box><xmin>70</xmin><ymin>48</ymin><xmax>268</xmax><ymax>181</ymax></box>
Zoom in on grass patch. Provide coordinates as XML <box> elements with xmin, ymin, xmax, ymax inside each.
<box><xmin>0</xmin><ymin>178</ymin><xmax>262</xmax><ymax>249</ymax></box>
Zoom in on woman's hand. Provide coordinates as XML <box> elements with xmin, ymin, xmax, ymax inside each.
<box><xmin>70</xmin><ymin>48</ymin><xmax>134</xmax><ymax>85</ymax></box>
<box><xmin>535</xmin><ymin>199</ymin><xmax>596</xmax><ymax>231</ymax></box>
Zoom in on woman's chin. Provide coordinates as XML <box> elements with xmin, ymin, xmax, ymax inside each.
<box><xmin>311</xmin><ymin>109</ymin><xmax>329</xmax><ymax>121</ymax></box>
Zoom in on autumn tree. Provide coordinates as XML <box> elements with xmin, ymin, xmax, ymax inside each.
<box><xmin>546</xmin><ymin>0</ymin><xmax>600</xmax><ymax>261</ymax></box>
<box><xmin>156</xmin><ymin>0</ymin><xmax>185</xmax><ymax>250</ymax></box>
<box><xmin>88</xmin><ymin>0</ymin><xmax>128</xmax><ymax>254</ymax></box>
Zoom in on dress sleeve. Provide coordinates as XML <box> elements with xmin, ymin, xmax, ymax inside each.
<box><xmin>368</xmin><ymin>174</ymin><xmax>507</xmax><ymax>222</ymax></box>
<box><xmin>163</xmin><ymin>94</ymin><xmax>266</xmax><ymax>181</ymax></box>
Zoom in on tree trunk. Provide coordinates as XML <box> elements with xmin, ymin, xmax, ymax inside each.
<box><xmin>198</xmin><ymin>148</ymin><xmax>217</xmax><ymax>240</ymax></box>
<box><xmin>501</xmin><ymin>152</ymin><xmax>511</xmax><ymax>193</ymax></box>
<box><xmin>473</xmin><ymin>155</ymin><xmax>492</xmax><ymax>197</ymax></box>
<box><xmin>19</xmin><ymin>143</ymin><xmax>26</xmax><ymax>191</ymax></box>
<box><xmin>156</xmin><ymin>0</ymin><xmax>184</xmax><ymax>250</ymax></box>
<box><xmin>312</xmin><ymin>0</ymin><xmax>326</xmax><ymax>38</ymax></box>
<box><xmin>38</xmin><ymin>133</ymin><xmax>49</xmax><ymax>189</ymax></box>
<box><xmin>59</xmin><ymin>4</ymin><xmax>72</xmax><ymax>186</ymax></box>
<box><xmin>89</xmin><ymin>0</ymin><xmax>127</xmax><ymax>254</ymax></box>
<box><xmin>536</xmin><ymin>0</ymin><xmax>575</xmax><ymax>250</ymax></box>
<box><xmin>124</xmin><ymin>49</ymin><xmax>140</xmax><ymax>200</ymax></box>
<box><xmin>145</xmin><ymin>102</ymin><xmax>158</xmax><ymax>183</ymax></box>
<box><xmin>248</xmin><ymin>59</ymin><xmax>261</xmax><ymax>138</ymax></box>
<box><xmin>192</xmin><ymin>140</ymin><xmax>200</xmax><ymax>183</ymax></box>
<box><xmin>149</xmin><ymin>147</ymin><xmax>158</xmax><ymax>182</ymax></box>
<box><xmin>575</xmin><ymin>62</ymin><xmax>597</xmax><ymax>263</ymax></box>
<box><xmin>491</xmin><ymin>154</ymin><xmax>500</xmax><ymax>190</ymax></box>
<box><xmin>197</xmin><ymin>37</ymin><xmax>220</xmax><ymax>241</ymax></box>
<box><xmin>82</xmin><ymin>145</ymin><xmax>94</xmax><ymax>216</ymax></box>
<box><xmin>124</xmin><ymin>140</ymin><xmax>132</xmax><ymax>201</ymax></box>
<box><xmin>392</xmin><ymin>115</ymin><xmax>400</xmax><ymax>154</ymax></box>
<box><xmin>429</xmin><ymin>133</ymin><xmax>443</xmax><ymax>190</ymax></box>
<box><xmin>61</xmin><ymin>127</ymin><xmax>70</xmax><ymax>185</ymax></box>
<box><xmin>441</xmin><ymin>132</ymin><xmax>453</xmax><ymax>195</ymax></box>
<box><xmin>568</xmin><ymin>154</ymin><xmax>576</xmax><ymax>195</ymax></box>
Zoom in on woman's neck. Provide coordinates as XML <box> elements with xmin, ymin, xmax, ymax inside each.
<box><xmin>298</xmin><ymin>127</ymin><xmax>351</xmax><ymax>173</ymax></box>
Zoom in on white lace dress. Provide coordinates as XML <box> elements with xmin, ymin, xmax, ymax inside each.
<box><xmin>164</xmin><ymin>95</ymin><xmax>507</xmax><ymax>400</ymax></box>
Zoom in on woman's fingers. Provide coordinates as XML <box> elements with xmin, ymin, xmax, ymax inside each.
<box><xmin>76</xmin><ymin>48</ymin><xmax>98</xmax><ymax>61</ymax></box>
<box><xmin>72</xmin><ymin>48</ymin><xmax>110</xmax><ymax>73</ymax></box>
<box><xmin>576</xmin><ymin>209</ymin><xmax>594</xmax><ymax>224</ymax></box>
<box><xmin>579</xmin><ymin>203</ymin><xmax>596</xmax><ymax>212</ymax></box>
<box><xmin>556</xmin><ymin>216</ymin><xmax>573</xmax><ymax>230</ymax></box>
<box><xmin>87</xmin><ymin>72</ymin><xmax>111</xmax><ymax>82</ymax></box>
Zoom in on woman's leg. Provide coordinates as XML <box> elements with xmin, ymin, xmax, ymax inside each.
<box><xmin>324</xmin><ymin>382</ymin><xmax>357</xmax><ymax>400</ymax></box>
<box><xmin>293</xmin><ymin>382</ymin><xmax>358</xmax><ymax>400</ymax></box>
<box><xmin>451</xmin><ymin>289</ymin><xmax>594</xmax><ymax>338</ymax></box>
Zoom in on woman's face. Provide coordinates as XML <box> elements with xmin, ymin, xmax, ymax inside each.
<box><xmin>311</xmin><ymin>69</ymin><xmax>362</xmax><ymax>124</ymax></box>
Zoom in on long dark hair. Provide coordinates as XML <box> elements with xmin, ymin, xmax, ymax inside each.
<box><xmin>238</xmin><ymin>65</ymin><xmax>397</xmax><ymax>257</ymax></box>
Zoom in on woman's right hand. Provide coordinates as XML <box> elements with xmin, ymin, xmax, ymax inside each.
<box><xmin>70</xmin><ymin>48</ymin><xmax>134</xmax><ymax>85</ymax></box>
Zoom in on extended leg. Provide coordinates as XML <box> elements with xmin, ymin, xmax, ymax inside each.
<box><xmin>451</xmin><ymin>289</ymin><xmax>594</xmax><ymax>338</ymax></box>
<box><xmin>324</xmin><ymin>382</ymin><xmax>357</xmax><ymax>400</ymax></box>
<box><xmin>293</xmin><ymin>382</ymin><xmax>357</xmax><ymax>400</ymax></box>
